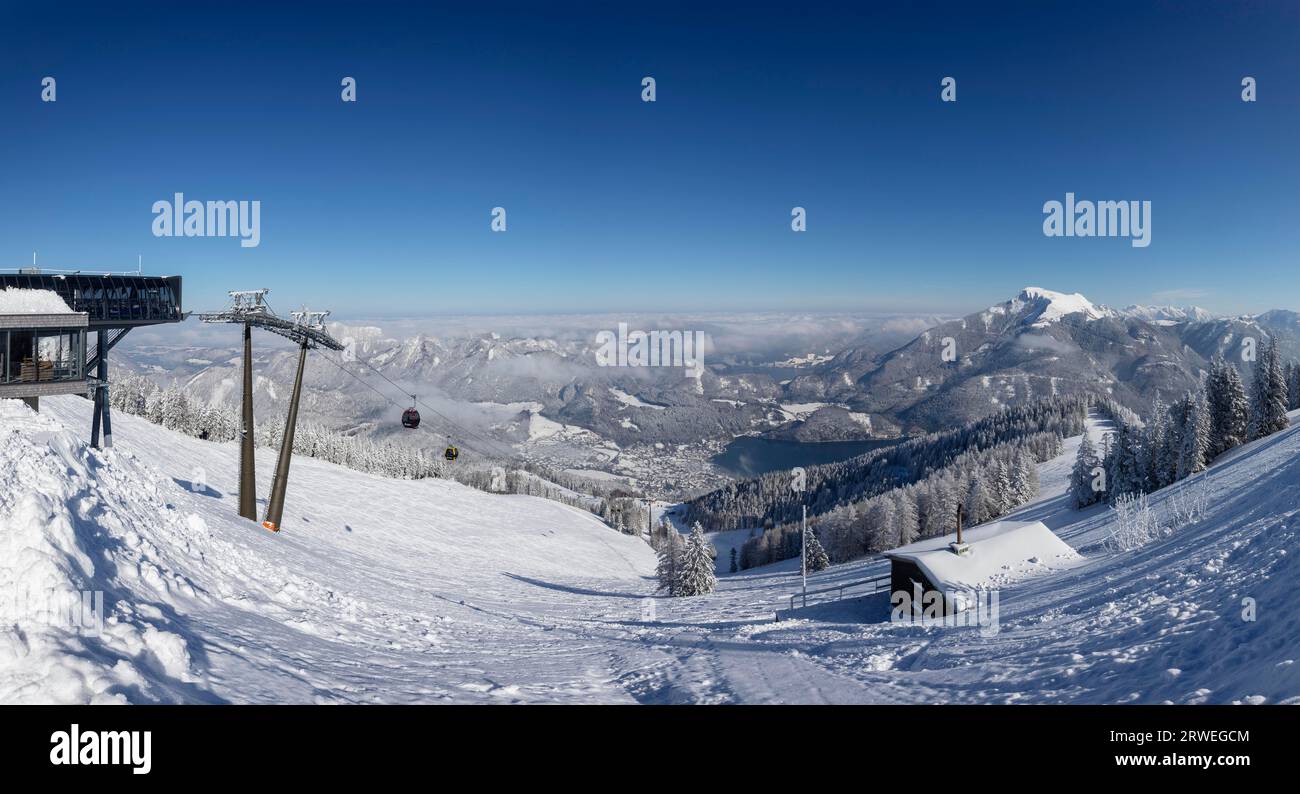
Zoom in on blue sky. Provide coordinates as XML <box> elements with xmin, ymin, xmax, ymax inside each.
<box><xmin>1</xmin><ymin>1</ymin><xmax>1296</xmax><ymax>318</ymax></box>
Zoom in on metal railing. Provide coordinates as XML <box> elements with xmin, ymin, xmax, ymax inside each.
<box><xmin>789</xmin><ymin>572</ymin><xmax>891</xmax><ymax>611</ymax></box>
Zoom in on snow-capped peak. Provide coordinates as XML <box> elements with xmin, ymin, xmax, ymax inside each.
<box><xmin>1003</xmin><ymin>287</ymin><xmax>1113</xmax><ymax>326</ymax></box>
<box><xmin>1120</xmin><ymin>304</ymin><xmax>1216</xmax><ymax>323</ymax></box>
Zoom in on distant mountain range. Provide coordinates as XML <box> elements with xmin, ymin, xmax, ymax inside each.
<box><xmin>115</xmin><ymin>289</ymin><xmax>1300</xmax><ymax>484</ymax></box>
<box><xmin>780</xmin><ymin>288</ymin><xmax>1300</xmax><ymax>433</ymax></box>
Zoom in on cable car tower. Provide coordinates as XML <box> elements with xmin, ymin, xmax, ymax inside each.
<box><xmin>261</xmin><ymin>308</ymin><xmax>341</xmax><ymax>532</ymax></box>
<box><xmin>198</xmin><ymin>292</ymin><xmax>343</xmax><ymax>532</ymax></box>
<box><xmin>198</xmin><ymin>290</ymin><xmax>271</xmax><ymax>521</ymax></box>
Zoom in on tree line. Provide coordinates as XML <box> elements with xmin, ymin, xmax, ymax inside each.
<box><xmin>735</xmin><ymin>431</ymin><xmax>1056</xmax><ymax>570</ymax></box>
<box><xmin>1071</xmin><ymin>343</ymin><xmax>1295</xmax><ymax>509</ymax></box>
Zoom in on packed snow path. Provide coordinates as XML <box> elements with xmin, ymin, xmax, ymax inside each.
<box><xmin>2</xmin><ymin>398</ymin><xmax>1297</xmax><ymax>704</ymax></box>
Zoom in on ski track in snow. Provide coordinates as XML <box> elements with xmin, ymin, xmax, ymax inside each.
<box><xmin>2</xmin><ymin>398</ymin><xmax>1297</xmax><ymax>704</ymax></box>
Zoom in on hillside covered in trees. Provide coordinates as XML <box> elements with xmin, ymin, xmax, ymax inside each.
<box><xmin>685</xmin><ymin>396</ymin><xmax>1092</xmax><ymax>531</ymax></box>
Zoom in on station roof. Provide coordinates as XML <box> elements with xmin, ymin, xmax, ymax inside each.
<box><xmin>0</xmin><ymin>272</ymin><xmax>182</xmax><ymax>328</ymax></box>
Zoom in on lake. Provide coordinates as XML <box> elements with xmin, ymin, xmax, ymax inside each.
<box><xmin>711</xmin><ymin>435</ymin><xmax>902</xmax><ymax>478</ymax></box>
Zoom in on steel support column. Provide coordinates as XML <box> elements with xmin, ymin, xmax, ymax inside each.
<box><xmin>239</xmin><ymin>322</ymin><xmax>257</xmax><ymax>521</ymax></box>
<box><xmin>262</xmin><ymin>340</ymin><xmax>308</xmax><ymax>532</ymax></box>
<box><xmin>91</xmin><ymin>329</ymin><xmax>112</xmax><ymax>449</ymax></box>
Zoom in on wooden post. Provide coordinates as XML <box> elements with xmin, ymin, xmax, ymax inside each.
<box><xmin>800</xmin><ymin>504</ymin><xmax>808</xmax><ymax>607</ymax></box>
<box><xmin>956</xmin><ymin>502</ymin><xmax>964</xmax><ymax>545</ymax></box>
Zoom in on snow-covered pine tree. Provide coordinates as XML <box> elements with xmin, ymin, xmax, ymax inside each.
<box><xmin>1070</xmin><ymin>432</ymin><xmax>1100</xmax><ymax>508</ymax></box>
<box><xmin>915</xmin><ymin>477</ymin><xmax>943</xmax><ymax>537</ymax></box>
<box><xmin>729</xmin><ymin>547</ymin><xmax>737</xmax><ymax>574</ymax></box>
<box><xmin>110</xmin><ymin>372</ymin><xmax>153</xmax><ymax>416</ymax></box>
<box><xmin>157</xmin><ymin>386</ymin><xmax>189</xmax><ymax>434</ymax></box>
<box><xmin>894</xmin><ymin>490</ymin><xmax>919</xmax><ymax>546</ymax></box>
<box><xmin>1142</xmin><ymin>395</ymin><xmax>1170</xmax><ymax>491</ymax></box>
<box><xmin>1222</xmin><ymin>361</ymin><xmax>1250</xmax><ymax>450</ymax></box>
<box><xmin>674</xmin><ymin>523</ymin><xmax>717</xmax><ymax>597</ymax></box>
<box><xmin>1098</xmin><ymin>431</ymin><xmax>1114</xmax><ymax>491</ymax></box>
<box><xmin>1107</xmin><ymin>424</ymin><xmax>1144</xmax><ymax>501</ymax></box>
<box><xmin>990</xmin><ymin>459</ymin><xmax>1013</xmax><ymax>516</ymax></box>
<box><xmin>1014</xmin><ymin>451</ymin><xmax>1039</xmax><ymax>504</ymax></box>
<box><xmin>1248</xmin><ymin>338</ymin><xmax>1290</xmax><ymax>440</ymax></box>
<box><xmin>145</xmin><ymin>388</ymin><xmax>165</xmax><ymax>425</ymax></box>
<box><xmin>655</xmin><ymin>526</ymin><xmax>683</xmax><ymax>594</ymax></box>
<box><xmin>913</xmin><ymin>488</ymin><xmax>935</xmax><ymax>537</ymax></box>
<box><xmin>863</xmin><ymin>498</ymin><xmax>892</xmax><ymax>553</ymax></box>
<box><xmin>1157</xmin><ymin>396</ymin><xmax>1183</xmax><ymax>489</ymax></box>
<box><xmin>1007</xmin><ymin>452</ymin><xmax>1027</xmax><ymax>505</ymax></box>
<box><xmin>1166</xmin><ymin>393</ymin><xmax>1188</xmax><ymax>475</ymax></box>
<box><xmin>1177</xmin><ymin>389</ymin><xmax>1210</xmax><ymax>480</ymax></box>
<box><xmin>964</xmin><ymin>470</ymin><xmax>990</xmax><ymax>524</ymax></box>
<box><xmin>1288</xmin><ymin>361</ymin><xmax>1300</xmax><ymax>411</ymax></box>
<box><xmin>1205</xmin><ymin>356</ymin><xmax>1225</xmax><ymax>453</ymax></box>
<box><xmin>1207</xmin><ymin>356</ymin><xmax>1249</xmax><ymax>456</ymax></box>
<box><xmin>804</xmin><ymin>527</ymin><xmax>830</xmax><ymax>572</ymax></box>
<box><xmin>929</xmin><ymin>476</ymin><xmax>959</xmax><ymax>538</ymax></box>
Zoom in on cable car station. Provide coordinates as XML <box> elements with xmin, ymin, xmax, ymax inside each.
<box><xmin>0</xmin><ymin>269</ymin><xmax>184</xmax><ymax>446</ymax></box>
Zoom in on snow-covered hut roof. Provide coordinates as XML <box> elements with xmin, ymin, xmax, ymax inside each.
<box><xmin>882</xmin><ymin>519</ymin><xmax>1079</xmax><ymax>591</ymax></box>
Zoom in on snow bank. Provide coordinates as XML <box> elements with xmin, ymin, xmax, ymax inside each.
<box><xmin>0</xmin><ymin>287</ymin><xmax>75</xmax><ymax>315</ymax></box>
<box><xmin>0</xmin><ymin>400</ymin><xmax>206</xmax><ymax>703</ymax></box>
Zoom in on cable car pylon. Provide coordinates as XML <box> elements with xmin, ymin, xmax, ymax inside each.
<box><xmin>239</xmin><ymin>321</ymin><xmax>256</xmax><ymax>519</ymax></box>
<box><xmin>198</xmin><ymin>290</ymin><xmax>272</xmax><ymax>522</ymax></box>
<box><xmin>261</xmin><ymin>309</ymin><xmax>343</xmax><ymax>532</ymax></box>
<box><xmin>198</xmin><ymin>293</ymin><xmax>343</xmax><ymax>532</ymax></box>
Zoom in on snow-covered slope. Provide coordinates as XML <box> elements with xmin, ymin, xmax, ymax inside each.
<box><xmin>2</xmin><ymin>396</ymin><xmax>655</xmax><ymax>703</ymax></box>
<box><xmin>3</xmin><ymin>397</ymin><xmax>1297</xmax><ymax>704</ymax></box>
<box><xmin>630</xmin><ymin>411</ymin><xmax>1300</xmax><ymax>704</ymax></box>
